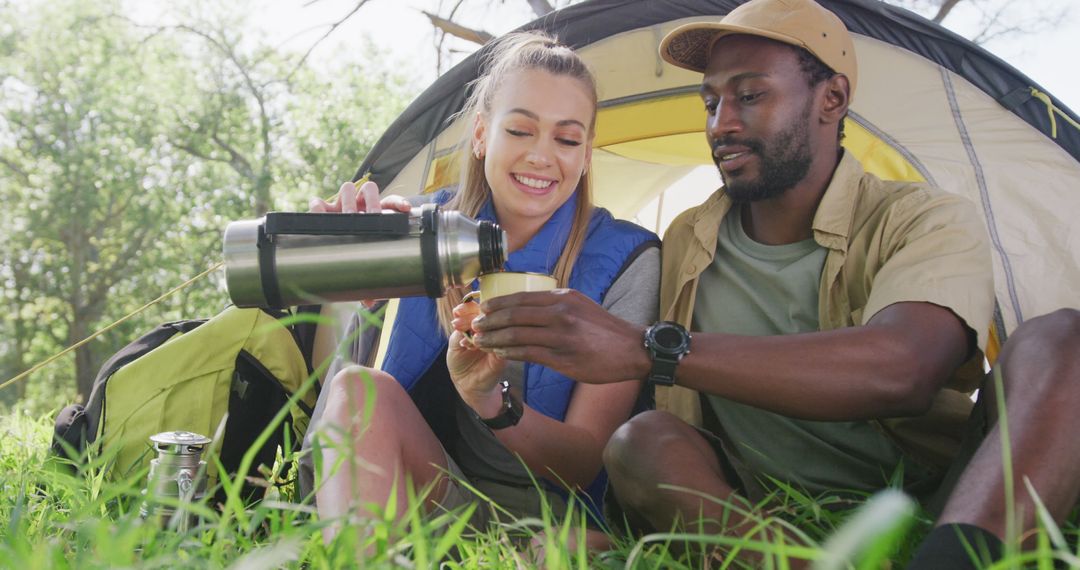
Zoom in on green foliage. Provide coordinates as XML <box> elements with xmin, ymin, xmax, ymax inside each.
<box><xmin>281</xmin><ymin>49</ymin><xmax>416</xmax><ymax>209</ymax></box>
<box><xmin>0</xmin><ymin>0</ymin><xmax>414</xmax><ymax>413</ymax></box>
<box><xmin>2</xmin><ymin>409</ymin><xmax>1079</xmax><ymax>568</ymax></box>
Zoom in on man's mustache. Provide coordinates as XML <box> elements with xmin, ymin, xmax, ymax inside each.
<box><xmin>711</xmin><ymin>137</ymin><xmax>765</xmax><ymax>157</ymax></box>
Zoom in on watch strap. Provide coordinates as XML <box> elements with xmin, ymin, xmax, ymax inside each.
<box><xmin>481</xmin><ymin>380</ymin><xmax>523</xmax><ymax>430</ymax></box>
<box><xmin>647</xmin><ymin>354</ymin><xmax>680</xmax><ymax>386</ymax></box>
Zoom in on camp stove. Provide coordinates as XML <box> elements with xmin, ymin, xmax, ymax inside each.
<box><xmin>140</xmin><ymin>431</ymin><xmax>212</xmax><ymax>531</ymax></box>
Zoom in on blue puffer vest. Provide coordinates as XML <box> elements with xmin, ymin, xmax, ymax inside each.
<box><xmin>381</xmin><ymin>190</ymin><xmax>658</xmax><ymax>519</ymax></box>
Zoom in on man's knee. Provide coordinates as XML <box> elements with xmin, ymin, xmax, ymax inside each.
<box><xmin>1005</xmin><ymin>308</ymin><xmax>1080</xmax><ymax>356</ymax></box>
<box><xmin>604</xmin><ymin>410</ymin><xmax>713</xmax><ymax>498</ymax></box>
<box><xmin>606</xmin><ymin>412</ymin><xmax>682</xmax><ymax>470</ymax></box>
<box><xmin>604</xmin><ymin>412</ymin><xmax>683</xmax><ymax>513</ymax></box>
<box><xmin>997</xmin><ymin>308</ymin><xmax>1080</xmax><ymax>398</ymax></box>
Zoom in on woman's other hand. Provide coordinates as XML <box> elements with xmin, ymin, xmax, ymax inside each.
<box><xmin>308</xmin><ymin>180</ymin><xmax>412</xmax><ymax>214</ymax></box>
<box><xmin>447</xmin><ymin>299</ymin><xmax>506</xmax><ymax>418</ymax></box>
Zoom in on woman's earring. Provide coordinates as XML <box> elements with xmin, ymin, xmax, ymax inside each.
<box><xmin>474</xmin><ymin>144</ymin><xmax>484</xmax><ymax>160</ymax></box>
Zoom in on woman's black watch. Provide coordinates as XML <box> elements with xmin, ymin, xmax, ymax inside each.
<box><xmin>481</xmin><ymin>380</ymin><xmax>523</xmax><ymax>430</ymax></box>
<box><xmin>643</xmin><ymin>321</ymin><xmax>692</xmax><ymax>386</ymax></box>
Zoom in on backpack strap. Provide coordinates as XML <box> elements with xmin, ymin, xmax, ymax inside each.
<box><xmin>82</xmin><ymin>319</ymin><xmax>206</xmax><ymax>445</ymax></box>
<box><xmin>290</xmin><ymin>305</ymin><xmax>321</xmax><ymax>378</ymax></box>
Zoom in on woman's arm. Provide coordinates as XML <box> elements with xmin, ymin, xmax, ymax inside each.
<box><xmin>449</xmin><ymin>247</ymin><xmax>660</xmax><ymax>489</ymax></box>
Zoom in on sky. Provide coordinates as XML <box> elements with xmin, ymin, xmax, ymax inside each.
<box><xmin>245</xmin><ymin>0</ymin><xmax>1080</xmax><ymax>114</ymax></box>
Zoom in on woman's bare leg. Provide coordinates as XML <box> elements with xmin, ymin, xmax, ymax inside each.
<box><xmin>314</xmin><ymin>365</ymin><xmax>451</xmax><ymax>542</ymax></box>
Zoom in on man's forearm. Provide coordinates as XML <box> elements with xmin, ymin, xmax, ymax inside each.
<box><xmin>674</xmin><ymin>327</ymin><xmax>927</xmax><ymax>420</ymax></box>
<box><xmin>670</xmin><ymin>303</ymin><xmax>969</xmax><ymax>421</ymax></box>
<box><xmin>473</xmin><ymin>294</ymin><xmax>968</xmax><ymax>421</ymax></box>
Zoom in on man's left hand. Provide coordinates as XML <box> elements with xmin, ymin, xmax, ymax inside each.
<box><xmin>471</xmin><ymin>289</ymin><xmax>649</xmax><ymax>384</ymax></box>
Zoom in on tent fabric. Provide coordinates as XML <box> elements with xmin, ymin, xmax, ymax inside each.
<box><xmin>351</xmin><ymin>0</ymin><xmax>1080</xmax><ymax>342</ymax></box>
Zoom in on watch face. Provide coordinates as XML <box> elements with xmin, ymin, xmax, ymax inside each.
<box><xmin>655</xmin><ymin>326</ymin><xmax>685</xmax><ymax>349</ymax></box>
<box><xmin>650</xmin><ymin>322</ymin><xmax>689</xmax><ymax>354</ymax></box>
<box><xmin>645</xmin><ymin>322</ymin><xmax>689</xmax><ymax>386</ymax></box>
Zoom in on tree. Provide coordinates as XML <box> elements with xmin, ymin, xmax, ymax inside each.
<box><xmin>0</xmin><ymin>0</ymin><xmax>414</xmax><ymax>409</ymax></box>
<box><xmin>282</xmin><ymin>52</ymin><xmax>417</xmax><ymax>206</ymax></box>
<box><xmin>0</xmin><ymin>0</ymin><xmax>207</xmax><ymax>404</ymax></box>
<box><xmin>164</xmin><ymin>16</ymin><xmax>292</xmax><ymax>217</ymax></box>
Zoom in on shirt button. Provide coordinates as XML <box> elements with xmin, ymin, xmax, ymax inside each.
<box><xmin>686</xmin><ymin>264</ymin><xmax>696</xmax><ymax>274</ymax></box>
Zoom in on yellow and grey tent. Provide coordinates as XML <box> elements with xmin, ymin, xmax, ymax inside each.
<box><xmin>350</xmin><ymin>0</ymin><xmax>1080</xmax><ymax>355</ymax></box>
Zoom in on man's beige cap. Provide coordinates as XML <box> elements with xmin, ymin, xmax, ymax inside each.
<box><xmin>659</xmin><ymin>0</ymin><xmax>857</xmax><ymax>96</ymax></box>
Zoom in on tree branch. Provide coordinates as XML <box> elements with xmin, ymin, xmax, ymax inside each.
<box><xmin>8</xmin><ymin>115</ymin><xmax>51</xmax><ymax>154</ymax></box>
<box><xmin>289</xmin><ymin>0</ymin><xmax>373</xmax><ymax>81</ymax></box>
<box><xmin>89</xmin><ymin>227</ymin><xmax>151</xmax><ymax>304</ymax></box>
<box><xmin>175</xmin><ymin>141</ymin><xmax>227</xmax><ymax>165</ymax></box>
<box><xmin>970</xmin><ymin>0</ymin><xmax>1064</xmax><ymax>45</ymax></box>
<box><xmin>525</xmin><ymin>0</ymin><xmax>555</xmax><ymax>17</ymax></box>
<box><xmin>932</xmin><ymin>0</ymin><xmax>963</xmax><ymax>24</ymax></box>
<box><xmin>432</xmin><ymin>0</ymin><xmax>468</xmax><ymax>75</ymax></box>
<box><xmin>0</xmin><ymin>155</ymin><xmax>32</xmax><ymax>186</ymax></box>
<box><xmin>211</xmin><ymin>133</ymin><xmax>256</xmax><ymax>180</ymax></box>
<box><xmin>422</xmin><ymin>11</ymin><xmax>494</xmax><ymax>46</ymax></box>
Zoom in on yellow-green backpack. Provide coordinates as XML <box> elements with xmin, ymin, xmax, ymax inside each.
<box><xmin>51</xmin><ymin>306</ymin><xmax>319</xmax><ymax>501</ymax></box>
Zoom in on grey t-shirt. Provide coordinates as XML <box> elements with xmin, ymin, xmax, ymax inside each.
<box><xmin>694</xmin><ymin>206</ymin><xmax>925</xmax><ymax>499</ymax></box>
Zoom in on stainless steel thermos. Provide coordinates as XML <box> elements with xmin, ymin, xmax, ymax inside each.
<box><xmin>223</xmin><ymin>204</ymin><xmax>507</xmax><ymax>308</ymax></box>
<box><xmin>140</xmin><ymin>431</ymin><xmax>211</xmax><ymax>531</ymax></box>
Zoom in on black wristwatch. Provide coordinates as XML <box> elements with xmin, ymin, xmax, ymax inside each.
<box><xmin>481</xmin><ymin>380</ymin><xmax>523</xmax><ymax>430</ymax></box>
<box><xmin>643</xmin><ymin>321</ymin><xmax>692</xmax><ymax>386</ymax></box>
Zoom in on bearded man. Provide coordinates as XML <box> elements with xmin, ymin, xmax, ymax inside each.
<box><xmin>466</xmin><ymin>0</ymin><xmax>1080</xmax><ymax>566</ymax></box>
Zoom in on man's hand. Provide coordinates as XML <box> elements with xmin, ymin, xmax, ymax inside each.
<box><xmin>471</xmin><ymin>289</ymin><xmax>650</xmax><ymax>384</ymax></box>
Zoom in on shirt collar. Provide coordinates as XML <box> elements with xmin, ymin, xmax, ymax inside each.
<box><xmin>811</xmin><ymin>150</ymin><xmax>864</xmax><ymax>252</ymax></box>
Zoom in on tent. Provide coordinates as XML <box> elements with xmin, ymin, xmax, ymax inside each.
<box><xmin>351</xmin><ymin>0</ymin><xmax>1080</xmax><ymax>357</ymax></box>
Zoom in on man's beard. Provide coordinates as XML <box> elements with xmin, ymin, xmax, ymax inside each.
<box><xmin>715</xmin><ymin>104</ymin><xmax>813</xmax><ymax>203</ymax></box>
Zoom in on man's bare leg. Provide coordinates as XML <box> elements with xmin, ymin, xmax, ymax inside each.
<box><xmin>910</xmin><ymin>309</ymin><xmax>1080</xmax><ymax>568</ymax></box>
<box><xmin>938</xmin><ymin>308</ymin><xmax>1080</xmax><ymax>536</ymax></box>
<box><xmin>604</xmin><ymin>410</ymin><xmax>808</xmax><ymax>567</ymax></box>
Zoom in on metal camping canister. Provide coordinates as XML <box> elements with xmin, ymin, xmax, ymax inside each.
<box><xmin>140</xmin><ymin>431</ymin><xmax>212</xmax><ymax>531</ymax></box>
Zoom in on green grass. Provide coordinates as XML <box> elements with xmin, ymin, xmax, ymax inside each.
<box><xmin>1</xmin><ymin>409</ymin><xmax>1077</xmax><ymax>569</ymax></box>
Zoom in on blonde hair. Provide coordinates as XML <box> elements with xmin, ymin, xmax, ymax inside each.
<box><xmin>436</xmin><ymin>31</ymin><xmax>598</xmax><ymax>333</ymax></box>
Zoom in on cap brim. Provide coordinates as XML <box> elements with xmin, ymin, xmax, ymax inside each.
<box><xmin>660</xmin><ymin>21</ymin><xmax>810</xmax><ymax>73</ymax></box>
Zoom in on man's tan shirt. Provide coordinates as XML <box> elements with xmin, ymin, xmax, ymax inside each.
<box><xmin>657</xmin><ymin>151</ymin><xmax>995</xmax><ymax>470</ymax></box>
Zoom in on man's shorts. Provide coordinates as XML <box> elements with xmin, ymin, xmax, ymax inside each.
<box><xmin>695</xmin><ymin>376</ymin><xmax>997</xmax><ymax>515</ymax></box>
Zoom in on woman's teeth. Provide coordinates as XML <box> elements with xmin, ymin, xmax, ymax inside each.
<box><xmin>514</xmin><ymin>174</ymin><xmax>554</xmax><ymax>189</ymax></box>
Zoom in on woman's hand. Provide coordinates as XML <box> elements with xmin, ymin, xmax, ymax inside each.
<box><xmin>306</xmin><ymin>180</ymin><xmax>412</xmax><ymax>307</ymax></box>
<box><xmin>308</xmin><ymin>180</ymin><xmax>412</xmax><ymax>214</ymax></box>
<box><xmin>447</xmin><ymin>298</ymin><xmax>506</xmax><ymax>418</ymax></box>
